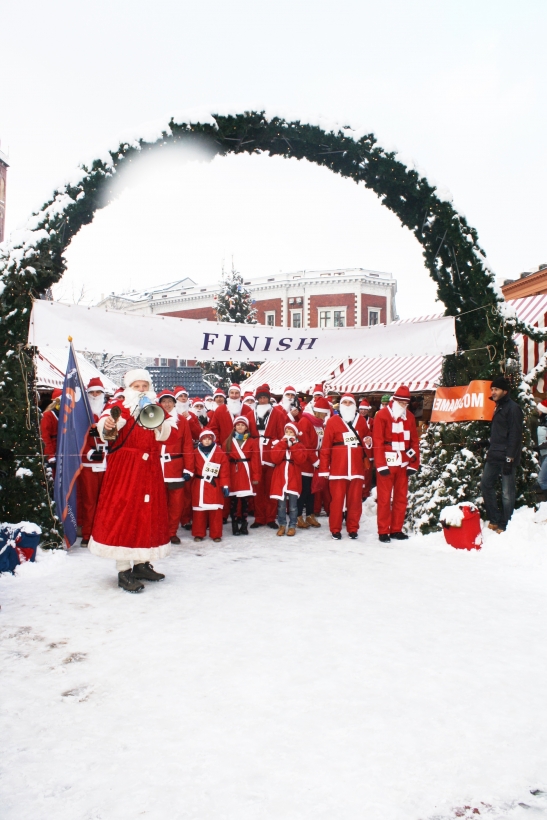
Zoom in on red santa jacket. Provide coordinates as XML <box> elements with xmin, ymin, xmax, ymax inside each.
<box><xmin>226</xmin><ymin>435</ymin><xmax>261</xmax><ymax>497</ymax></box>
<box><xmin>191</xmin><ymin>444</ymin><xmax>230</xmax><ymax>510</ymax></box>
<box><xmin>81</xmin><ymin>413</ymin><xmax>107</xmax><ymax>473</ymax></box>
<box><xmin>255</xmin><ymin>405</ymin><xmax>275</xmax><ymax>466</ymax></box>
<box><xmin>372</xmin><ymin>404</ymin><xmax>420</xmax><ymax>472</ymax></box>
<box><xmin>297</xmin><ymin>412</ymin><xmax>324</xmax><ymax>477</ymax></box>
<box><xmin>318</xmin><ymin>413</ymin><xmax>372</xmax><ymax>481</ymax></box>
<box><xmin>263</xmin><ymin>404</ymin><xmax>301</xmax><ymax>463</ymax></box>
<box><xmin>187</xmin><ymin>410</ymin><xmax>214</xmax><ymax>442</ymax></box>
<box><xmin>270</xmin><ymin>438</ymin><xmax>307</xmax><ymax>498</ymax></box>
<box><xmin>160</xmin><ymin>412</ymin><xmax>195</xmax><ymax>483</ymax></box>
<box><xmin>209</xmin><ymin>403</ymin><xmax>258</xmax><ymax>446</ymax></box>
<box><xmin>40</xmin><ymin>409</ymin><xmax>58</xmax><ymax>459</ymax></box>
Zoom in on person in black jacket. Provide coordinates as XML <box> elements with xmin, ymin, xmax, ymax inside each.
<box><xmin>480</xmin><ymin>376</ymin><xmax>523</xmax><ymax>533</ymax></box>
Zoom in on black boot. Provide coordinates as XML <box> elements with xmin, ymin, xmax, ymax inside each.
<box><xmin>250</xmin><ymin>521</ymin><xmax>263</xmax><ymax>529</ymax></box>
<box><xmin>240</xmin><ymin>518</ymin><xmax>249</xmax><ymax>535</ymax></box>
<box><xmin>390</xmin><ymin>532</ymin><xmax>409</xmax><ymax>541</ymax></box>
<box><xmin>118</xmin><ymin>569</ymin><xmax>144</xmax><ymax>593</ymax></box>
<box><xmin>378</xmin><ymin>534</ymin><xmax>391</xmax><ymax>543</ymax></box>
<box><xmin>232</xmin><ymin>518</ymin><xmax>240</xmax><ymax>536</ymax></box>
<box><xmin>132</xmin><ymin>562</ymin><xmax>165</xmax><ymax>582</ymax></box>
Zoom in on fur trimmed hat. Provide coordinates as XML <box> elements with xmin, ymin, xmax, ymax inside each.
<box><xmin>284</xmin><ymin>421</ymin><xmax>299</xmax><ymax>435</ymax></box>
<box><xmin>51</xmin><ymin>388</ymin><xmax>63</xmax><ymax>400</ymax></box>
<box><xmin>340</xmin><ymin>393</ymin><xmax>356</xmax><ymax>404</ymax></box>
<box><xmin>313</xmin><ymin>396</ymin><xmax>331</xmax><ymax>413</ymax></box>
<box><xmin>124</xmin><ymin>369</ymin><xmax>152</xmax><ymax>389</ymax></box>
<box><xmin>214</xmin><ymin>387</ymin><xmax>226</xmax><ymax>397</ymax></box>
<box><xmin>86</xmin><ymin>377</ymin><xmax>105</xmax><ymax>393</ymax></box>
<box><xmin>192</xmin><ymin>397</ymin><xmax>205</xmax><ymax>406</ymax></box>
<box><xmin>173</xmin><ymin>385</ymin><xmax>189</xmax><ymax>398</ymax></box>
<box><xmin>312</xmin><ymin>384</ymin><xmax>324</xmax><ymax>396</ymax></box>
<box><xmin>157</xmin><ymin>388</ymin><xmax>176</xmax><ymax>401</ymax></box>
<box><xmin>283</xmin><ymin>385</ymin><xmax>297</xmax><ymax>396</ymax></box>
<box><xmin>233</xmin><ymin>415</ymin><xmax>249</xmax><ymax>428</ymax></box>
<box><xmin>228</xmin><ymin>383</ymin><xmax>241</xmax><ymax>393</ymax></box>
<box><xmin>199</xmin><ymin>428</ymin><xmax>216</xmax><ymax>440</ymax></box>
<box><xmin>359</xmin><ymin>398</ymin><xmax>371</xmax><ymax>408</ymax></box>
<box><xmin>392</xmin><ymin>385</ymin><xmax>411</xmax><ymax>403</ymax></box>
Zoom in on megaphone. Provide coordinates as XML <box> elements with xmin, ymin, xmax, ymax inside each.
<box><xmin>135</xmin><ymin>396</ymin><xmax>165</xmax><ymax>430</ymax></box>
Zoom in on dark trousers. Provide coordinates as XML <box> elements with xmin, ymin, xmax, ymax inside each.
<box><xmin>480</xmin><ymin>460</ymin><xmax>516</xmax><ymax>529</ymax></box>
<box><xmin>230</xmin><ymin>496</ymin><xmax>249</xmax><ymax>521</ymax></box>
<box><xmin>297</xmin><ymin>475</ymin><xmax>314</xmax><ymax>516</ymax></box>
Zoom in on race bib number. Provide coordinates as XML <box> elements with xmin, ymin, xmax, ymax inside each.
<box><xmin>203</xmin><ymin>461</ymin><xmax>220</xmax><ymax>482</ymax></box>
<box><xmin>343</xmin><ymin>432</ymin><xmax>359</xmax><ymax>447</ymax></box>
<box><xmin>385</xmin><ymin>452</ymin><xmax>402</xmax><ymax>467</ymax></box>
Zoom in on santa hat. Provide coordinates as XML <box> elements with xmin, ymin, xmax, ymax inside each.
<box><xmin>242</xmin><ymin>392</ymin><xmax>255</xmax><ymax>404</ymax></box>
<box><xmin>312</xmin><ymin>384</ymin><xmax>324</xmax><ymax>396</ymax></box>
<box><xmin>392</xmin><ymin>385</ymin><xmax>411</xmax><ymax>403</ymax></box>
<box><xmin>284</xmin><ymin>421</ymin><xmax>299</xmax><ymax>435</ymax></box>
<box><xmin>537</xmin><ymin>401</ymin><xmax>547</xmax><ymax>414</ymax></box>
<box><xmin>204</xmin><ymin>395</ymin><xmax>214</xmax><ymax>402</ymax></box>
<box><xmin>255</xmin><ymin>384</ymin><xmax>270</xmax><ymax>399</ymax></box>
<box><xmin>157</xmin><ymin>388</ymin><xmax>176</xmax><ymax>401</ymax></box>
<box><xmin>214</xmin><ymin>387</ymin><xmax>226</xmax><ymax>397</ymax></box>
<box><xmin>283</xmin><ymin>385</ymin><xmax>296</xmax><ymax>396</ymax></box>
<box><xmin>86</xmin><ymin>377</ymin><xmax>105</xmax><ymax>393</ymax></box>
<box><xmin>233</xmin><ymin>415</ymin><xmax>249</xmax><ymax>428</ymax></box>
<box><xmin>173</xmin><ymin>385</ymin><xmax>189</xmax><ymax>398</ymax></box>
<box><xmin>340</xmin><ymin>393</ymin><xmax>356</xmax><ymax>404</ymax></box>
<box><xmin>124</xmin><ymin>369</ymin><xmax>152</xmax><ymax>389</ymax></box>
<box><xmin>359</xmin><ymin>398</ymin><xmax>371</xmax><ymax>408</ymax></box>
<box><xmin>51</xmin><ymin>388</ymin><xmax>63</xmax><ymax>400</ymax></box>
<box><xmin>228</xmin><ymin>383</ymin><xmax>241</xmax><ymax>393</ymax></box>
<box><xmin>192</xmin><ymin>397</ymin><xmax>205</xmax><ymax>406</ymax></box>
<box><xmin>199</xmin><ymin>428</ymin><xmax>216</xmax><ymax>440</ymax></box>
<box><xmin>313</xmin><ymin>396</ymin><xmax>331</xmax><ymax>413</ymax></box>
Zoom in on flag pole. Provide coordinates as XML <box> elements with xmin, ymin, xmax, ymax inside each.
<box><xmin>68</xmin><ymin>336</ymin><xmax>94</xmax><ymax>427</ymax></box>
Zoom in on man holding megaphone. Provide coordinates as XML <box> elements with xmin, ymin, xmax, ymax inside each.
<box><xmin>88</xmin><ymin>369</ymin><xmax>175</xmax><ymax>593</ymax></box>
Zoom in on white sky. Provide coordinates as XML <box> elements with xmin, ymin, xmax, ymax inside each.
<box><xmin>2</xmin><ymin>0</ymin><xmax>546</xmax><ymax>319</ymax></box>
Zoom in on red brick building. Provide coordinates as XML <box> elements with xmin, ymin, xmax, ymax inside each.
<box><xmin>97</xmin><ymin>268</ymin><xmax>398</xmax><ymax>331</ymax></box>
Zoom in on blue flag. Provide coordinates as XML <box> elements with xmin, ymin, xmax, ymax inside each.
<box><xmin>53</xmin><ymin>344</ymin><xmax>93</xmax><ymax>548</ymax></box>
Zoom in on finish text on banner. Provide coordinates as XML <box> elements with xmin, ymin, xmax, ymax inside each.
<box><xmin>431</xmin><ymin>381</ymin><xmax>495</xmax><ymax>422</ymax></box>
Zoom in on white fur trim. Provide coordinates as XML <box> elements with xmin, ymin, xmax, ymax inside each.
<box><xmin>123</xmin><ymin>369</ymin><xmax>152</xmax><ymax>389</ymax></box>
<box><xmin>88</xmin><ymin>537</ymin><xmax>171</xmax><ymax>561</ymax></box>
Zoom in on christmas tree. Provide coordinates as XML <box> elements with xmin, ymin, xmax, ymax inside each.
<box><xmin>197</xmin><ymin>264</ymin><xmax>261</xmax><ymax>387</ymax></box>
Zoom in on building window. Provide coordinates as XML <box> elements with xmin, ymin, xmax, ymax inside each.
<box><xmin>160</xmin><ymin>358</ymin><xmax>168</xmax><ymax>367</ymax></box>
<box><xmin>319</xmin><ymin>308</ymin><xmax>346</xmax><ymax>328</ymax></box>
<box><xmin>264</xmin><ymin>311</ymin><xmax>276</xmax><ymax>327</ymax></box>
<box><xmin>291</xmin><ymin>310</ymin><xmax>303</xmax><ymax>329</ymax></box>
<box><xmin>368</xmin><ymin>308</ymin><xmax>380</xmax><ymax>326</ymax></box>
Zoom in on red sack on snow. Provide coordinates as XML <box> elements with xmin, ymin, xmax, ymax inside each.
<box><xmin>440</xmin><ymin>503</ymin><xmax>482</xmax><ymax>551</ymax></box>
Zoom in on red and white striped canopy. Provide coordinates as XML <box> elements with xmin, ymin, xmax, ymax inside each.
<box><xmin>324</xmin><ymin>355</ymin><xmax>443</xmax><ymax>395</ymax></box>
<box><xmin>240</xmin><ymin>357</ymin><xmax>348</xmax><ymax>395</ymax></box>
<box><xmin>508</xmin><ymin>294</ymin><xmax>547</xmax><ymax>392</ymax></box>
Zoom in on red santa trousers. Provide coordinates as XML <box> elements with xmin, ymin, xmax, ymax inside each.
<box><xmin>253</xmin><ymin>465</ymin><xmax>277</xmax><ymax>524</ymax></box>
<box><xmin>78</xmin><ymin>469</ymin><xmax>104</xmax><ymax>540</ymax></box>
<box><xmin>192</xmin><ymin>509</ymin><xmax>223</xmax><ymax>540</ymax></box>
<box><xmin>376</xmin><ymin>466</ymin><xmax>408</xmax><ymax>535</ymax></box>
<box><xmin>314</xmin><ymin>481</ymin><xmax>331</xmax><ymax>515</ymax></box>
<box><xmin>179</xmin><ymin>482</ymin><xmax>192</xmax><ymax>526</ymax></box>
<box><xmin>363</xmin><ymin>466</ymin><xmax>373</xmax><ymax>500</ymax></box>
<box><xmin>167</xmin><ymin>486</ymin><xmax>185</xmax><ymax>537</ymax></box>
<box><xmin>328</xmin><ymin>478</ymin><xmax>363</xmax><ymax>534</ymax></box>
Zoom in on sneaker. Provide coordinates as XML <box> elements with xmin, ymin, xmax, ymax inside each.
<box><xmin>170</xmin><ymin>535</ymin><xmax>181</xmax><ymax>545</ymax></box>
<box><xmin>390</xmin><ymin>532</ymin><xmax>409</xmax><ymax>541</ymax></box>
<box><xmin>118</xmin><ymin>569</ymin><xmax>145</xmax><ymax>593</ymax></box>
<box><xmin>306</xmin><ymin>514</ymin><xmax>321</xmax><ymax>528</ymax></box>
<box><xmin>331</xmin><ymin>532</ymin><xmax>342</xmax><ymax>541</ymax></box>
<box><xmin>193</xmin><ymin>536</ymin><xmax>203</xmax><ymax>542</ymax></box>
<box><xmin>80</xmin><ymin>539</ymin><xmax>89</xmax><ymax>547</ymax></box>
<box><xmin>267</xmin><ymin>521</ymin><xmax>278</xmax><ymax>530</ymax></box>
<box><xmin>250</xmin><ymin>521</ymin><xmax>263</xmax><ymax>529</ymax></box>
<box><xmin>287</xmin><ymin>527</ymin><xmax>296</xmax><ymax>536</ymax></box>
<box><xmin>132</xmin><ymin>562</ymin><xmax>165</xmax><ymax>582</ymax></box>
<box><xmin>277</xmin><ymin>526</ymin><xmax>286</xmax><ymax>537</ymax></box>
<box><xmin>297</xmin><ymin>516</ymin><xmax>310</xmax><ymax>529</ymax></box>
<box><xmin>213</xmin><ymin>537</ymin><xmax>222</xmax><ymax>542</ymax></box>
<box><xmin>378</xmin><ymin>534</ymin><xmax>391</xmax><ymax>543</ymax></box>
<box><xmin>348</xmin><ymin>532</ymin><xmax>358</xmax><ymax>539</ymax></box>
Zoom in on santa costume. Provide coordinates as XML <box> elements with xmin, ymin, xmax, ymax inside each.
<box><xmin>40</xmin><ymin>387</ymin><xmax>62</xmax><ymax>472</ymax></box>
<box><xmin>251</xmin><ymin>383</ymin><xmax>278</xmax><ymax>528</ymax></box>
<box><xmin>187</xmin><ymin>397</ymin><xmax>213</xmax><ymax>441</ymax></box>
<box><xmin>296</xmin><ymin>396</ymin><xmax>330</xmax><ymax>528</ymax></box>
<box><xmin>358</xmin><ymin>398</ymin><xmax>375</xmax><ymax>500</ymax></box>
<box><xmin>209</xmin><ymin>383</ymin><xmax>259</xmax><ymax>444</ymax></box>
<box><xmin>191</xmin><ymin>429</ymin><xmax>230</xmax><ymax>542</ymax></box>
<box><xmin>88</xmin><ymin>369</ymin><xmax>173</xmax><ymax>592</ymax></box>
<box><xmin>372</xmin><ymin>385</ymin><xmax>420</xmax><ymax>542</ymax></box>
<box><xmin>157</xmin><ymin>389</ymin><xmax>195</xmax><ymax>543</ymax></box>
<box><xmin>77</xmin><ymin>378</ymin><xmax>107</xmax><ymax>546</ymax></box>
<box><xmin>318</xmin><ymin>393</ymin><xmax>373</xmax><ymax>538</ymax></box>
<box><xmin>225</xmin><ymin>416</ymin><xmax>261</xmax><ymax>535</ymax></box>
<box><xmin>270</xmin><ymin>422</ymin><xmax>307</xmax><ymax>535</ymax></box>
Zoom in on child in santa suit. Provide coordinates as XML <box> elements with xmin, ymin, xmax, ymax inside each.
<box><xmin>358</xmin><ymin>398</ymin><xmax>375</xmax><ymax>500</ymax></box>
<box><xmin>372</xmin><ymin>385</ymin><xmax>420</xmax><ymax>543</ymax></box>
<box><xmin>318</xmin><ymin>393</ymin><xmax>372</xmax><ymax>540</ymax></box>
<box><xmin>270</xmin><ymin>422</ymin><xmax>307</xmax><ymax>536</ymax></box>
<box><xmin>295</xmin><ymin>396</ymin><xmax>331</xmax><ymax>529</ymax></box>
<box><xmin>157</xmin><ymin>389</ymin><xmax>194</xmax><ymax>545</ymax></box>
<box><xmin>225</xmin><ymin>416</ymin><xmax>261</xmax><ymax>536</ymax></box>
<box><xmin>192</xmin><ymin>429</ymin><xmax>230</xmax><ymax>542</ymax></box>
<box><xmin>78</xmin><ymin>378</ymin><xmax>108</xmax><ymax>547</ymax></box>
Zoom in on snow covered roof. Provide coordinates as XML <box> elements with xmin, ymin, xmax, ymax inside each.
<box><xmin>324</xmin><ymin>355</ymin><xmax>444</xmax><ymax>394</ymax></box>
<box><xmin>100</xmin><ymin>277</ymin><xmax>198</xmax><ymax>303</ymax></box>
<box><xmin>239</xmin><ymin>358</ymin><xmax>348</xmax><ymax>395</ymax></box>
<box><xmin>35</xmin><ymin>349</ymin><xmax>118</xmax><ymax>392</ymax></box>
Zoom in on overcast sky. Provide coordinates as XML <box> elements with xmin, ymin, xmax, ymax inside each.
<box><xmin>2</xmin><ymin>0</ymin><xmax>546</xmax><ymax>319</ymax></box>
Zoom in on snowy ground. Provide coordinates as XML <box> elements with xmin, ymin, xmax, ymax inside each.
<box><xmin>2</xmin><ymin>500</ymin><xmax>547</xmax><ymax>820</ymax></box>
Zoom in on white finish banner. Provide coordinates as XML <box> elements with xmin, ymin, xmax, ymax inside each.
<box><xmin>29</xmin><ymin>300</ymin><xmax>457</xmax><ymax>361</ymax></box>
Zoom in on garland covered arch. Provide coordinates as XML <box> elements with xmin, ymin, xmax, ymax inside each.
<box><xmin>0</xmin><ymin>110</ymin><xmax>536</xmax><ymax>537</ymax></box>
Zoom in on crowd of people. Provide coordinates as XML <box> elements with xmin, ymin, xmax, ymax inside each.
<box><xmin>40</xmin><ymin>370</ymin><xmax>421</xmax><ymax>592</ymax></box>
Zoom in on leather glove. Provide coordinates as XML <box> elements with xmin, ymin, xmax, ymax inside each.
<box><xmin>377</xmin><ymin>467</ymin><xmax>390</xmax><ymax>477</ymax></box>
<box><xmin>222</xmin><ymin>486</ymin><xmax>230</xmax><ymax>498</ymax></box>
<box><xmin>182</xmin><ymin>471</ymin><xmax>192</xmax><ymax>482</ymax></box>
<box><xmin>502</xmin><ymin>459</ymin><xmax>513</xmax><ymax>475</ymax></box>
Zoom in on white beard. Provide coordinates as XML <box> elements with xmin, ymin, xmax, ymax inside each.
<box><xmin>340</xmin><ymin>404</ymin><xmax>357</xmax><ymax>424</ymax></box>
<box><xmin>256</xmin><ymin>403</ymin><xmax>271</xmax><ymax>419</ymax></box>
<box><xmin>227</xmin><ymin>398</ymin><xmax>242</xmax><ymax>416</ymax></box>
<box><xmin>176</xmin><ymin>401</ymin><xmax>190</xmax><ymax>414</ymax></box>
<box><xmin>205</xmin><ymin>400</ymin><xmax>215</xmax><ymax>411</ymax></box>
<box><xmin>123</xmin><ymin>387</ymin><xmax>156</xmax><ymax>413</ymax></box>
<box><xmin>282</xmin><ymin>396</ymin><xmax>293</xmax><ymax>412</ymax></box>
<box><xmin>391</xmin><ymin>401</ymin><xmax>407</xmax><ymax>420</ymax></box>
<box><xmin>88</xmin><ymin>395</ymin><xmax>105</xmax><ymax>418</ymax></box>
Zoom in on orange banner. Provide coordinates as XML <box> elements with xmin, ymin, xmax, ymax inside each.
<box><xmin>431</xmin><ymin>380</ymin><xmax>494</xmax><ymax>422</ymax></box>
